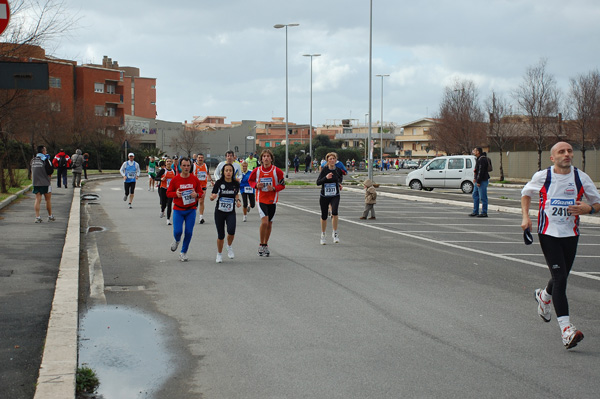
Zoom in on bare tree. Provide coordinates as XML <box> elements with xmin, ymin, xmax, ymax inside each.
<box><xmin>485</xmin><ymin>91</ymin><xmax>519</xmax><ymax>181</ymax></box>
<box><xmin>430</xmin><ymin>79</ymin><xmax>486</xmax><ymax>155</ymax></box>
<box><xmin>173</xmin><ymin>126</ymin><xmax>202</xmax><ymax>157</ymax></box>
<box><xmin>513</xmin><ymin>59</ymin><xmax>561</xmax><ymax>170</ymax></box>
<box><xmin>567</xmin><ymin>70</ymin><xmax>600</xmax><ymax>171</ymax></box>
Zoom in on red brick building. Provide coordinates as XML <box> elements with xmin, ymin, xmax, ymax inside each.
<box><xmin>0</xmin><ymin>45</ymin><xmax>156</xmax><ymax>133</ymax></box>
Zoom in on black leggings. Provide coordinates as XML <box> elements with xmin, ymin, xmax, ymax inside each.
<box><xmin>319</xmin><ymin>195</ymin><xmax>340</xmax><ymax>220</ymax></box>
<box><xmin>538</xmin><ymin>234</ymin><xmax>579</xmax><ymax>318</ymax></box>
<box><xmin>214</xmin><ymin>210</ymin><xmax>236</xmax><ymax>240</ymax></box>
<box><xmin>242</xmin><ymin>192</ymin><xmax>255</xmax><ymax>209</ymax></box>
<box><xmin>158</xmin><ymin>187</ymin><xmax>173</xmax><ymax>219</ymax></box>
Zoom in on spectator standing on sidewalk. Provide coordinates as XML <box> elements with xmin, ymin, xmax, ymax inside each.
<box><xmin>71</xmin><ymin>149</ymin><xmax>84</xmax><ymax>188</ymax></box>
<box><xmin>52</xmin><ymin>149</ymin><xmax>71</xmax><ymax>188</ymax></box>
<box><xmin>31</xmin><ymin>145</ymin><xmax>55</xmax><ymax>223</ymax></box>
<box><xmin>82</xmin><ymin>153</ymin><xmax>90</xmax><ymax>179</ymax></box>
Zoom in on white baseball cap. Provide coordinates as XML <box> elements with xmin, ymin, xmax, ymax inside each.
<box><xmin>128</xmin><ymin>153</ymin><xmax>134</xmax><ymax>157</ymax></box>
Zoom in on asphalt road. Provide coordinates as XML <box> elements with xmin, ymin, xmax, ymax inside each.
<box><xmin>79</xmin><ymin>176</ymin><xmax>600</xmax><ymax>399</ymax></box>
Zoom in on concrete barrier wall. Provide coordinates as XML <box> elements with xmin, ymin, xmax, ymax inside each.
<box><xmin>488</xmin><ymin>150</ymin><xmax>600</xmax><ymax>181</ymax></box>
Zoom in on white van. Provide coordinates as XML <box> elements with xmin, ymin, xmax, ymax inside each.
<box><xmin>405</xmin><ymin>155</ymin><xmax>476</xmax><ymax>193</ymax></box>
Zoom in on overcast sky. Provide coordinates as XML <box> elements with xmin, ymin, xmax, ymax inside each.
<box><xmin>53</xmin><ymin>0</ymin><xmax>600</xmax><ymax>127</ymax></box>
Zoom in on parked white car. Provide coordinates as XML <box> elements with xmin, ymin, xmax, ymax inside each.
<box><xmin>405</xmin><ymin>155</ymin><xmax>476</xmax><ymax>193</ymax></box>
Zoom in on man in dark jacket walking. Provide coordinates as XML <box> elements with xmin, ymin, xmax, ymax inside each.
<box><xmin>469</xmin><ymin>147</ymin><xmax>490</xmax><ymax>217</ymax></box>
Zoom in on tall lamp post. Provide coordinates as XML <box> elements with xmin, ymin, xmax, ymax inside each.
<box><xmin>303</xmin><ymin>53</ymin><xmax>321</xmax><ymax>161</ymax></box>
<box><xmin>274</xmin><ymin>23</ymin><xmax>299</xmax><ymax>178</ymax></box>
<box><xmin>376</xmin><ymin>74</ymin><xmax>389</xmax><ymax>170</ymax></box>
<box><xmin>367</xmin><ymin>0</ymin><xmax>373</xmax><ymax>181</ymax></box>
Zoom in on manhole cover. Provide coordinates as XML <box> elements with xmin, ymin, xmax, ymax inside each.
<box><xmin>82</xmin><ymin>194</ymin><xmax>100</xmax><ymax>201</ymax></box>
<box><xmin>87</xmin><ymin>226</ymin><xmax>106</xmax><ymax>233</ymax></box>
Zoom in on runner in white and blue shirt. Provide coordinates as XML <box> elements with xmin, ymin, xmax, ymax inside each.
<box><xmin>119</xmin><ymin>152</ymin><xmax>141</xmax><ymax>208</ymax></box>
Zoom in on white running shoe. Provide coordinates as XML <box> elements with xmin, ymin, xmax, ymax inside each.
<box><xmin>226</xmin><ymin>245</ymin><xmax>235</xmax><ymax>259</ymax></box>
<box><xmin>263</xmin><ymin>245</ymin><xmax>270</xmax><ymax>257</ymax></box>
<box><xmin>561</xmin><ymin>324</ymin><xmax>584</xmax><ymax>349</ymax></box>
<box><xmin>47</xmin><ymin>215</ymin><xmax>55</xmax><ymax>222</ymax></box>
<box><xmin>320</xmin><ymin>233</ymin><xmax>326</xmax><ymax>245</ymax></box>
<box><xmin>35</xmin><ymin>217</ymin><xmax>43</xmax><ymax>223</ymax></box>
<box><xmin>160</xmin><ymin>212</ymin><xmax>165</xmax><ymax>218</ymax></box>
<box><xmin>166</xmin><ymin>219</ymin><xmax>172</xmax><ymax>225</ymax></box>
<box><xmin>170</xmin><ymin>240</ymin><xmax>180</xmax><ymax>252</ymax></box>
<box><xmin>179</xmin><ymin>252</ymin><xmax>188</xmax><ymax>262</ymax></box>
<box><xmin>257</xmin><ymin>245</ymin><xmax>265</xmax><ymax>256</ymax></box>
<box><xmin>243</xmin><ymin>215</ymin><xmax>247</xmax><ymax>222</ymax></box>
<box><xmin>332</xmin><ymin>231</ymin><xmax>340</xmax><ymax>244</ymax></box>
<box><xmin>216</xmin><ymin>253</ymin><xmax>223</xmax><ymax>263</ymax></box>
<box><xmin>129</xmin><ymin>204</ymin><xmax>132</xmax><ymax>209</ymax></box>
<box><xmin>534</xmin><ymin>288</ymin><xmax>551</xmax><ymax>322</ymax></box>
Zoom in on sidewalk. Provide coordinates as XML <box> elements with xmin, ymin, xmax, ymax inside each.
<box><xmin>0</xmin><ymin>183</ymin><xmax>75</xmax><ymax>399</ymax></box>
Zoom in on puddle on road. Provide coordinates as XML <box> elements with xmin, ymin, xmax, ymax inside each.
<box><xmin>79</xmin><ymin>305</ymin><xmax>175</xmax><ymax>398</ymax></box>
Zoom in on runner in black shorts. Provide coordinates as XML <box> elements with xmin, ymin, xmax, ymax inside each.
<box><xmin>521</xmin><ymin>141</ymin><xmax>600</xmax><ymax>349</ymax></box>
<box><xmin>316</xmin><ymin>152</ymin><xmax>344</xmax><ymax>245</ymax></box>
<box><xmin>210</xmin><ymin>163</ymin><xmax>241</xmax><ymax>263</ymax></box>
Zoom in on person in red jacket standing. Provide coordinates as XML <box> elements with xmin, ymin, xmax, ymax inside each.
<box><xmin>166</xmin><ymin>157</ymin><xmax>204</xmax><ymax>262</ymax></box>
<box><xmin>248</xmin><ymin>149</ymin><xmax>285</xmax><ymax>257</ymax></box>
<box><xmin>52</xmin><ymin>149</ymin><xmax>72</xmax><ymax>188</ymax></box>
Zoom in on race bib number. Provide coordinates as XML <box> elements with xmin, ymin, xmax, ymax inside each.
<box><xmin>182</xmin><ymin>189</ymin><xmax>195</xmax><ymax>206</ymax></box>
<box><xmin>260</xmin><ymin>177</ymin><xmax>273</xmax><ymax>192</ymax></box>
<box><xmin>166</xmin><ymin>178</ymin><xmax>172</xmax><ymax>188</ymax></box>
<box><xmin>324</xmin><ymin>183</ymin><xmax>337</xmax><ymax>196</ymax></box>
<box><xmin>244</xmin><ymin>186</ymin><xmax>254</xmax><ymax>194</ymax></box>
<box><xmin>218</xmin><ymin>197</ymin><xmax>234</xmax><ymax>212</ymax></box>
<box><xmin>548</xmin><ymin>198</ymin><xmax>574</xmax><ymax>224</ymax></box>
<box><xmin>127</xmin><ymin>171</ymin><xmax>136</xmax><ymax>179</ymax></box>
<box><xmin>197</xmin><ymin>171</ymin><xmax>207</xmax><ymax>181</ymax></box>
<box><xmin>149</xmin><ymin>166</ymin><xmax>155</xmax><ymax>174</ymax></box>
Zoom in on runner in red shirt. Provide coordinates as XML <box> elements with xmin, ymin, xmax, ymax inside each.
<box><xmin>248</xmin><ymin>149</ymin><xmax>285</xmax><ymax>256</ymax></box>
<box><xmin>166</xmin><ymin>158</ymin><xmax>204</xmax><ymax>262</ymax></box>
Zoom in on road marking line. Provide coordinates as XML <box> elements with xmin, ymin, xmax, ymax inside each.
<box><xmin>279</xmin><ymin>201</ymin><xmax>600</xmax><ymax>282</ymax></box>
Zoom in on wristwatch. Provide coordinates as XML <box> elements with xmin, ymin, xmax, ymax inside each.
<box><xmin>590</xmin><ymin>206</ymin><xmax>596</xmax><ymax>214</ymax></box>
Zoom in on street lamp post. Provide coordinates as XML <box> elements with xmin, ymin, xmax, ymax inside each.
<box><xmin>274</xmin><ymin>23</ymin><xmax>299</xmax><ymax>178</ymax></box>
<box><xmin>367</xmin><ymin>0</ymin><xmax>373</xmax><ymax>181</ymax></box>
<box><xmin>376</xmin><ymin>74</ymin><xmax>389</xmax><ymax>170</ymax></box>
<box><xmin>303</xmin><ymin>53</ymin><xmax>321</xmax><ymax>161</ymax></box>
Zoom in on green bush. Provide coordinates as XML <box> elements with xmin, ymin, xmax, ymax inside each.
<box><xmin>76</xmin><ymin>366</ymin><xmax>100</xmax><ymax>394</ymax></box>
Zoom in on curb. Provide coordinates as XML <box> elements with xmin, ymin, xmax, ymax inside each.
<box><xmin>33</xmin><ymin>187</ymin><xmax>81</xmax><ymax>399</ymax></box>
<box><xmin>0</xmin><ymin>184</ymin><xmax>32</xmax><ymax>210</ymax></box>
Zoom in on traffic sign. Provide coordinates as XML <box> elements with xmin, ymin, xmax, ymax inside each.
<box><xmin>0</xmin><ymin>0</ymin><xmax>10</xmax><ymax>36</ymax></box>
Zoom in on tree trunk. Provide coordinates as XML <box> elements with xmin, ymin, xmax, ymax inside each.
<box><xmin>581</xmin><ymin>148</ymin><xmax>586</xmax><ymax>172</ymax></box>
<box><xmin>499</xmin><ymin>151</ymin><xmax>505</xmax><ymax>181</ymax></box>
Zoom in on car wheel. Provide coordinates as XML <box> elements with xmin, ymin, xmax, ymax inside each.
<box><xmin>461</xmin><ymin>180</ymin><xmax>474</xmax><ymax>194</ymax></box>
<box><xmin>423</xmin><ymin>187</ymin><xmax>434</xmax><ymax>191</ymax></box>
<box><xmin>409</xmin><ymin>179</ymin><xmax>423</xmax><ymax>190</ymax></box>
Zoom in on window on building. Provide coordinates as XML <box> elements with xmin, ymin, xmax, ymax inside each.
<box><xmin>106</xmin><ymin>84</ymin><xmax>116</xmax><ymax>94</ymax></box>
<box><xmin>94</xmin><ymin>106</ymin><xmax>104</xmax><ymax>116</ymax></box>
<box><xmin>412</xmin><ymin>128</ymin><xmax>417</xmax><ymax>135</ymax></box>
<box><xmin>94</xmin><ymin>83</ymin><xmax>104</xmax><ymax>93</ymax></box>
<box><xmin>412</xmin><ymin>143</ymin><xmax>416</xmax><ymax>150</ymax></box>
<box><xmin>49</xmin><ymin>77</ymin><xmax>61</xmax><ymax>88</ymax></box>
<box><xmin>105</xmin><ymin>106</ymin><xmax>116</xmax><ymax>117</ymax></box>
<box><xmin>265</xmin><ymin>142</ymin><xmax>271</xmax><ymax>147</ymax></box>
